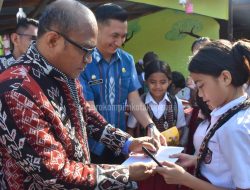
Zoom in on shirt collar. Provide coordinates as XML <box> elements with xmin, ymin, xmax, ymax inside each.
<box><xmin>94</xmin><ymin>48</ymin><xmax>121</xmax><ymax>64</ymax></box>
<box><xmin>211</xmin><ymin>94</ymin><xmax>248</xmax><ymax>117</ymax></box>
<box><xmin>145</xmin><ymin>92</ymin><xmax>170</xmax><ymax>105</ymax></box>
<box><xmin>19</xmin><ymin>41</ymin><xmax>72</xmax><ymax>82</ymax></box>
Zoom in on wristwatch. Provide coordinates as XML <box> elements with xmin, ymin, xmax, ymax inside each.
<box><xmin>146</xmin><ymin>123</ymin><xmax>156</xmax><ymax>129</ymax></box>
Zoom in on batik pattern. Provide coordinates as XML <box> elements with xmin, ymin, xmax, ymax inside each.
<box><xmin>0</xmin><ymin>43</ymin><xmax>133</xmax><ymax>190</ymax></box>
<box><xmin>0</xmin><ymin>52</ymin><xmax>16</xmax><ymax>73</ymax></box>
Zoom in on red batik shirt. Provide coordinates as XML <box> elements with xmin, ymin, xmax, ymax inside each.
<box><xmin>0</xmin><ymin>43</ymin><xmax>134</xmax><ymax>190</ymax></box>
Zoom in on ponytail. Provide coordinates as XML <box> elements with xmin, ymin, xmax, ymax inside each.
<box><xmin>231</xmin><ymin>39</ymin><xmax>250</xmax><ymax>85</ymax></box>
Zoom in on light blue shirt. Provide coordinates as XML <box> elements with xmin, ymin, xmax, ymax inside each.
<box><xmin>79</xmin><ymin>48</ymin><xmax>141</xmax><ymax>131</ymax></box>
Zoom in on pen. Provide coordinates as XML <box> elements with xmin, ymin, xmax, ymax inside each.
<box><xmin>142</xmin><ymin>146</ymin><xmax>163</xmax><ymax>167</ymax></box>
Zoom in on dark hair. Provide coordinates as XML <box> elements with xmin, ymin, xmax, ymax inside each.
<box><xmin>135</xmin><ymin>62</ymin><xmax>144</xmax><ymax>75</ymax></box>
<box><xmin>171</xmin><ymin>71</ymin><xmax>186</xmax><ymax>89</ymax></box>
<box><xmin>144</xmin><ymin>60</ymin><xmax>172</xmax><ymax>81</ymax></box>
<box><xmin>143</xmin><ymin>51</ymin><xmax>159</xmax><ymax>68</ymax></box>
<box><xmin>38</xmin><ymin>0</ymin><xmax>87</xmax><ymax>37</ymax></box>
<box><xmin>95</xmin><ymin>3</ymin><xmax>128</xmax><ymax>24</ymax></box>
<box><xmin>196</xmin><ymin>92</ymin><xmax>211</xmax><ymax>119</ymax></box>
<box><xmin>191</xmin><ymin>37</ymin><xmax>211</xmax><ymax>53</ymax></box>
<box><xmin>189</xmin><ymin>39</ymin><xmax>250</xmax><ymax>87</ymax></box>
<box><xmin>15</xmin><ymin>18</ymin><xmax>38</xmax><ymax>33</ymax></box>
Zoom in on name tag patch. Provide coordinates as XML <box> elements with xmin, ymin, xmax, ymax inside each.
<box><xmin>88</xmin><ymin>79</ymin><xmax>103</xmax><ymax>86</ymax></box>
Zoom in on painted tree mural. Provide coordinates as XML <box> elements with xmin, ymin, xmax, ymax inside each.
<box><xmin>165</xmin><ymin>19</ymin><xmax>203</xmax><ymax>40</ymax></box>
<box><xmin>123</xmin><ymin>20</ymin><xmax>141</xmax><ymax>46</ymax></box>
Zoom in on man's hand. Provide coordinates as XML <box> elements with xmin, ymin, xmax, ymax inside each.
<box><xmin>129</xmin><ymin>136</ymin><xmax>160</xmax><ymax>154</ymax></box>
<box><xmin>129</xmin><ymin>162</ymin><xmax>156</xmax><ymax>181</ymax></box>
<box><xmin>147</xmin><ymin>125</ymin><xmax>167</xmax><ymax>146</ymax></box>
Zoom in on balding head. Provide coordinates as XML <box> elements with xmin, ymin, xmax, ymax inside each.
<box><xmin>36</xmin><ymin>0</ymin><xmax>98</xmax><ymax>79</ymax></box>
<box><xmin>38</xmin><ymin>0</ymin><xmax>97</xmax><ymax>37</ymax></box>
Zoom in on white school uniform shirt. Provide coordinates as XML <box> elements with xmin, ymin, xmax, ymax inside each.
<box><xmin>193</xmin><ymin>119</ymin><xmax>210</xmax><ymax>155</ymax></box>
<box><xmin>200</xmin><ymin>95</ymin><xmax>250</xmax><ymax>189</ymax></box>
<box><xmin>127</xmin><ymin>92</ymin><xmax>186</xmax><ymax>128</ymax></box>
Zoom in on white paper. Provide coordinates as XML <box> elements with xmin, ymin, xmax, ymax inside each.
<box><xmin>122</xmin><ymin>146</ymin><xmax>184</xmax><ymax>166</ymax></box>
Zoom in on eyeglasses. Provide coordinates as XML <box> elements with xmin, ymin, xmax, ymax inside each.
<box><xmin>17</xmin><ymin>33</ymin><xmax>37</xmax><ymax>41</ymax></box>
<box><xmin>45</xmin><ymin>28</ymin><xmax>95</xmax><ymax>61</ymax></box>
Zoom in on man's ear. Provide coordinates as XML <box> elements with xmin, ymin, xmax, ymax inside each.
<box><xmin>10</xmin><ymin>33</ymin><xmax>19</xmax><ymax>46</ymax></box>
<box><xmin>45</xmin><ymin>31</ymin><xmax>61</xmax><ymax>48</ymax></box>
<box><xmin>220</xmin><ymin>70</ymin><xmax>232</xmax><ymax>86</ymax></box>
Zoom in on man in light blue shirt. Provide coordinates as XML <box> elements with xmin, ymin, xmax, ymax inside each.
<box><xmin>79</xmin><ymin>3</ymin><xmax>165</xmax><ymax>164</ymax></box>
<box><xmin>81</xmin><ymin>48</ymin><xmax>140</xmax><ymax>131</ymax></box>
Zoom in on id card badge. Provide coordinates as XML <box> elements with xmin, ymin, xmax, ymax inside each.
<box><xmin>88</xmin><ymin>79</ymin><xmax>103</xmax><ymax>86</ymax></box>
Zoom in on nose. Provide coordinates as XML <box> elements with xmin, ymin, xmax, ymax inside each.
<box><xmin>155</xmin><ymin>83</ymin><xmax>162</xmax><ymax>89</ymax></box>
<box><xmin>198</xmin><ymin>89</ymin><xmax>203</xmax><ymax>98</ymax></box>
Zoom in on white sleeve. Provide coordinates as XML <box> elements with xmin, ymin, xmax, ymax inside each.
<box><xmin>176</xmin><ymin>97</ymin><xmax>187</xmax><ymax>128</ymax></box>
<box><xmin>127</xmin><ymin>112</ymin><xmax>138</xmax><ymax>129</ymax></box>
<box><xmin>219</xmin><ymin>110</ymin><xmax>250</xmax><ymax>189</ymax></box>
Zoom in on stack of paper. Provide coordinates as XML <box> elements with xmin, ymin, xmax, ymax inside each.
<box><xmin>122</xmin><ymin>146</ymin><xmax>184</xmax><ymax>166</ymax></box>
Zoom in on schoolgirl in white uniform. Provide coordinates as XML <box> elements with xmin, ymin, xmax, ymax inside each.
<box><xmin>127</xmin><ymin>60</ymin><xmax>186</xmax><ymax>145</ymax></box>
<box><xmin>155</xmin><ymin>39</ymin><xmax>250</xmax><ymax>190</ymax></box>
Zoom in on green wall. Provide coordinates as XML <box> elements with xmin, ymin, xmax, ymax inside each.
<box><xmin>129</xmin><ymin>0</ymin><xmax>228</xmax><ymax>20</ymax></box>
<box><xmin>124</xmin><ymin>9</ymin><xmax>219</xmax><ymax>76</ymax></box>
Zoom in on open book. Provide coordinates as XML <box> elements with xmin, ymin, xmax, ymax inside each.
<box><xmin>122</xmin><ymin>146</ymin><xmax>184</xmax><ymax>166</ymax></box>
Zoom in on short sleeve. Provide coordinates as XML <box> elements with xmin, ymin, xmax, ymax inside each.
<box><xmin>219</xmin><ymin>110</ymin><xmax>250</xmax><ymax>189</ymax></box>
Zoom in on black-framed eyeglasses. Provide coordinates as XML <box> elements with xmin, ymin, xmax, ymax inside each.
<box><xmin>45</xmin><ymin>28</ymin><xmax>95</xmax><ymax>61</ymax></box>
<box><xmin>17</xmin><ymin>33</ymin><xmax>37</xmax><ymax>41</ymax></box>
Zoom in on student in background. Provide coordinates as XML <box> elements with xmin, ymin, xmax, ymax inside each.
<box><xmin>179</xmin><ymin>37</ymin><xmax>211</xmax><ymax>103</ymax></box>
<box><xmin>191</xmin><ymin>37</ymin><xmax>211</xmax><ymax>55</ymax></box>
<box><xmin>0</xmin><ymin>18</ymin><xmax>38</xmax><ymax>72</ymax></box>
<box><xmin>156</xmin><ymin>39</ymin><xmax>250</xmax><ymax>190</ymax></box>
<box><xmin>135</xmin><ymin>59</ymin><xmax>145</xmax><ymax>95</ymax></box>
<box><xmin>127</xmin><ymin>60</ymin><xmax>187</xmax><ymax>146</ymax></box>
<box><xmin>135</xmin><ymin>51</ymin><xmax>159</xmax><ymax>95</ymax></box>
<box><xmin>169</xmin><ymin>71</ymin><xmax>186</xmax><ymax>96</ymax></box>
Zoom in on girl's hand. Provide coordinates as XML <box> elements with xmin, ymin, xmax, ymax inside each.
<box><xmin>155</xmin><ymin>161</ymin><xmax>190</xmax><ymax>185</ymax></box>
<box><xmin>169</xmin><ymin>153</ymin><xmax>197</xmax><ymax>168</ymax></box>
